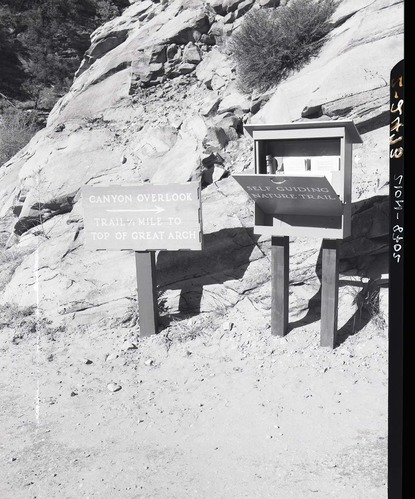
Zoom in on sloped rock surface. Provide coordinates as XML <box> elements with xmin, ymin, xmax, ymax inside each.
<box><xmin>255</xmin><ymin>0</ymin><xmax>403</xmax><ymax>128</ymax></box>
<box><xmin>0</xmin><ymin>0</ymin><xmax>404</xmax><ymax>328</ymax></box>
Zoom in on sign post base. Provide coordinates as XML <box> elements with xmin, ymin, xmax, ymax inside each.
<box><xmin>135</xmin><ymin>251</ymin><xmax>159</xmax><ymax>337</ymax></box>
<box><xmin>271</xmin><ymin>236</ymin><xmax>289</xmax><ymax>336</ymax></box>
<box><xmin>320</xmin><ymin>239</ymin><xmax>340</xmax><ymax>348</ymax></box>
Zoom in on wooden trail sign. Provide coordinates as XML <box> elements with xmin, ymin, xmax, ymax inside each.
<box><xmin>82</xmin><ymin>182</ymin><xmax>202</xmax><ymax>251</ymax></box>
<box><xmin>81</xmin><ymin>181</ymin><xmax>202</xmax><ymax>336</ymax></box>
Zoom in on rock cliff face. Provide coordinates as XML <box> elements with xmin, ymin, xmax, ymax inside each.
<box><xmin>0</xmin><ymin>0</ymin><xmax>404</xmax><ymax>330</ymax></box>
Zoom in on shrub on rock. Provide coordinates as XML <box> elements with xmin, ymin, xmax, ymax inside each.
<box><xmin>229</xmin><ymin>0</ymin><xmax>335</xmax><ymax>92</ymax></box>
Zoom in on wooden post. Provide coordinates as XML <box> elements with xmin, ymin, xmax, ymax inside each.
<box><xmin>271</xmin><ymin>236</ymin><xmax>289</xmax><ymax>336</ymax></box>
<box><xmin>321</xmin><ymin>239</ymin><xmax>340</xmax><ymax>348</ymax></box>
<box><xmin>135</xmin><ymin>251</ymin><xmax>158</xmax><ymax>336</ymax></box>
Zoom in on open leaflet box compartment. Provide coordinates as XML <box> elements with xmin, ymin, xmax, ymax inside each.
<box><xmin>233</xmin><ymin>120</ymin><xmax>362</xmax><ymax>239</ymax></box>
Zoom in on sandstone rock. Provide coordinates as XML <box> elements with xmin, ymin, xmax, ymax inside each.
<box><xmin>201</xmin><ymin>151</ymin><xmax>224</xmax><ymax>169</ymax></box>
<box><xmin>202</xmin><ymin>164</ymin><xmax>228</xmax><ymax>185</ymax></box>
<box><xmin>223</xmin><ymin>12</ymin><xmax>237</xmax><ymax>24</ymax></box>
<box><xmin>79</xmin><ymin>29</ymin><xmax>129</xmax><ymax>73</ymax></box>
<box><xmin>195</xmin><ymin>47</ymin><xmax>232</xmax><ymax>89</ymax></box>
<box><xmin>208</xmin><ymin>19</ymin><xmax>234</xmax><ymax>42</ymax></box>
<box><xmin>166</xmin><ymin>43</ymin><xmax>179</xmax><ymax>59</ymax></box>
<box><xmin>202</xmin><ymin>163</ymin><xmax>227</xmax><ymax>185</ymax></box>
<box><xmin>183</xmin><ymin>43</ymin><xmax>202</xmax><ymax>64</ymax></box>
<box><xmin>350</xmin><ymin>197</ymin><xmax>388</xmax><ymax>239</ymax></box>
<box><xmin>212</xmin><ymin>165</ymin><xmax>228</xmax><ymax>182</ymax></box>
<box><xmin>214</xmin><ymin>114</ymin><xmax>241</xmax><ymax>142</ymax></box>
<box><xmin>255</xmin><ymin>0</ymin><xmax>403</xmax><ymax>125</ymax></box>
<box><xmin>177</xmin><ymin>62</ymin><xmax>197</xmax><ymax>75</ymax></box>
<box><xmin>14</xmin><ymin>193</ymin><xmax>77</xmax><ymax>236</ymax></box>
<box><xmin>107</xmin><ymin>382</ymin><xmax>122</xmax><ymax>392</ymax></box>
<box><xmin>200</xmin><ymin>34</ymin><xmax>216</xmax><ymax>45</ymax></box>
<box><xmin>150</xmin><ymin>135</ymin><xmax>202</xmax><ymax>183</ymax></box>
<box><xmin>133</xmin><ymin>124</ymin><xmax>178</xmax><ymax>163</ymax></box>
<box><xmin>200</xmin><ymin>93</ymin><xmax>221</xmax><ymax>116</ymax></box>
<box><xmin>218</xmin><ymin>92</ymin><xmax>251</xmax><ymax>114</ymax></box>
<box><xmin>235</xmin><ymin>0</ymin><xmax>255</xmax><ymax>17</ymax></box>
<box><xmin>157</xmin><ymin>9</ymin><xmax>210</xmax><ymax>45</ymax></box>
<box><xmin>203</xmin><ymin>126</ymin><xmax>229</xmax><ymax>151</ymax></box>
<box><xmin>0</xmin><ymin>0</ymin><xmax>404</xmax><ymax>331</ymax></box>
<box><xmin>259</xmin><ymin>0</ymin><xmax>280</xmax><ymax>7</ymax></box>
<box><xmin>80</xmin><ymin>358</ymin><xmax>93</xmax><ymax>365</ymax></box>
<box><xmin>181</xmin><ymin>115</ymin><xmax>209</xmax><ymax>142</ymax></box>
<box><xmin>224</xmin><ymin>0</ymin><xmax>247</xmax><ymax>13</ymax></box>
<box><xmin>130</xmin><ymin>51</ymin><xmax>165</xmax><ymax>89</ymax></box>
<box><xmin>207</xmin><ymin>0</ymin><xmax>227</xmax><ymax>16</ymax></box>
<box><xmin>250</xmin><ymin>91</ymin><xmax>273</xmax><ymax>115</ymax></box>
<box><xmin>106</xmin><ymin>353</ymin><xmax>119</xmax><ymax>362</ymax></box>
<box><xmin>122</xmin><ymin>341</ymin><xmax>137</xmax><ymax>350</ymax></box>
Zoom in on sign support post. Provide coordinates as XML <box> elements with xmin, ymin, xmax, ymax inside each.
<box><xmin>135</xmin><ymin>250</ymin><xmax>159</xmax><ymax>336</ymax></box>
<box><xmin>320</xmin><ymin>238</ymin><xmax>340</xmax><ymax>348</ymax></box>
<box><xmin>271</xmin><ymin>236</ymin><xmax>289</xmax><ymax>336</ymax></box>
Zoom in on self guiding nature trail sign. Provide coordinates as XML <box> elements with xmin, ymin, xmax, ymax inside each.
<box><xmin>82</xmin><ymin>182</ymin><xmax>202</xmax><ymax>335</ymax></box>
<box><xmin>234</xmin><ymin>120</ymin><xmax>363</xmax><ymax>348</ymax></box>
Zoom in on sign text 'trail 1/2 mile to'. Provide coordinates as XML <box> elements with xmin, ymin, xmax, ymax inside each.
<box><xmin>82</xmin><ymin>182</ymin><xmax>202</xmax><ymax>251</ymax></box>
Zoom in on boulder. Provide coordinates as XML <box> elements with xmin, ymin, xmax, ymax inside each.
<box><xmin>201</xmin><ymin>151</ymin><xmax>224</xmax><ymax>168</ymax></box>
<box><xmin>203</xmin><ymin>164</ymin><xmax>228</xmax><ymax>185</ymax></box>
<box><xmin>182</xmin><ymin>42</ymin><xmax>202</xmax><ymax>64</ymax></box>
<box><xmin>203</xmin><ymin>126</ymin><xmax>229</xmax><ymax>152</ymax></box>
<box><xmin>224</xmin><ymin>0</ymin><xmax>247</xmax><ymax>13</ymax></box>
<box><xmin>14</xmin><ymin>193</ymin><xmax>77</xmax><ymax>236</ymax></box>
<box><xmin>200</xmin><ymin>93</ymin><xmax>221</xmax><ymax>116</ymax></box>
<box><xmin>214</xmin><ymin>114</ymin><xmax>241</xmax><ymax>141</ymax></box>
<box><xmin>235</xmin><ymin>0</ymin><xmax>255</xmax><ymax>17</ymax></box>
<box><xmin>217</xmin><ymin>92</ymin><xmax>251</xmax><ymax>114</ymax></box>
<box><xmin>177</xmin><ymin>62</ymin><xmax>197</xmax><ymax>75</ymax></box>
<box><xmin>140</xmin><ymin>138</ymin><xmax>201</xmax><ymax>183</ymax></box>
<box><xmin>166</xmin><ymin>43</ymin><xmax>179</xmax><ymax>59</ymax></box>
<box><xmin>195</xmin><ymin>47</ymin><xmax>233</xmax><ymax>89</ymax></box>
<box><xmin>207</xmin><ymin>0</ymin><xmax>227</xmax><ymax>15</ymax></box>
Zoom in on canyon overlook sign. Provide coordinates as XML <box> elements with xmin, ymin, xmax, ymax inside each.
<box><xmin>82</xmin><ymin>182</ymin><xmax>202</xmax><ymax>251</ymax></box>
<box><xmin>82</xmin><ymin>182</ymin><xmax>202</xmax><ymax>336</ymax></box>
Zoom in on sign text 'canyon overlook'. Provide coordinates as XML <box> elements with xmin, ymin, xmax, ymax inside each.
<box><xmin>82</xmin><ymin>182</ymin><xmax>202</xmax><ymax>251</ymax></box>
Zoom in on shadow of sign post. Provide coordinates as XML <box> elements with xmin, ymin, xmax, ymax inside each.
<box><xmin>82</xmin><ymin>182</ymin><xmax>202</xmax><ymax>336</ymax></box>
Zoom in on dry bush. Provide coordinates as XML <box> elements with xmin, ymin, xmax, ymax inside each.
<box><xmin>0</xmin><ymin>108</ymin><xmax>40</xmax><ymax>166</ymax></box>
<box><xmin>0</xmin><ymin>303</ymin><xmax>65</xmax><ymax>343</ymax></box>
<box><xmin>229</xmin><ymin>0</ymin><xmax>336</xmax><ymax>92</ymax></box>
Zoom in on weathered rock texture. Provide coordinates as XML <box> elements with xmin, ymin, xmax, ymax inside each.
<box><xmin>0</xmin><ymin>0</ymin><xmax>404</xmax><ymax>330</ymax></box>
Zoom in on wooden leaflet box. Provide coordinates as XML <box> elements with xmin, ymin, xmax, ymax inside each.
<box><xmin>234</xmin><ymin>121</ymin><xmax>362</xmax><ymax>239</ymax></box>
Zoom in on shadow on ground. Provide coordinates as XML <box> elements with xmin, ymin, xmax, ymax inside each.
<box><xmin>156</xmin><ymin>227</ymin><xmax>261</xmax><ymax>327</ymax></box>
<box><xmin>288</xmin><ymin>195</ymin><xmax>389</xmax><ymax>345</ymax></box>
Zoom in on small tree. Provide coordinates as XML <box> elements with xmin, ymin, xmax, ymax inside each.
<box><xmin>229</xmin><ymin>0</ymin><xmax>336</xmax><ymax>93</ymax></box>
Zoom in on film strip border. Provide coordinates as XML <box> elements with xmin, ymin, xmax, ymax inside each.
<box><xmin>389</xmin><ymin>58</ymin><xmax>404</xmax><ymax>499</ymax></box>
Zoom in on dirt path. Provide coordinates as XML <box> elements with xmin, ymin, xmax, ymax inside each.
<box><xmin>0</xmin><ymin>306</ymin><xmax>388</xmax><ymax>499</ymax></box>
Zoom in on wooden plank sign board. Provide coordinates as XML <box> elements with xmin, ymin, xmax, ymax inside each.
<box><xmin>232</xmin><ymin>174</ymin><xmax>343</xmax><ymax>217</ymax></box>
<box><xmin>82</xmin><ymin>182</ymin><xmax>202</xmax><ymax>251</ymax></box>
